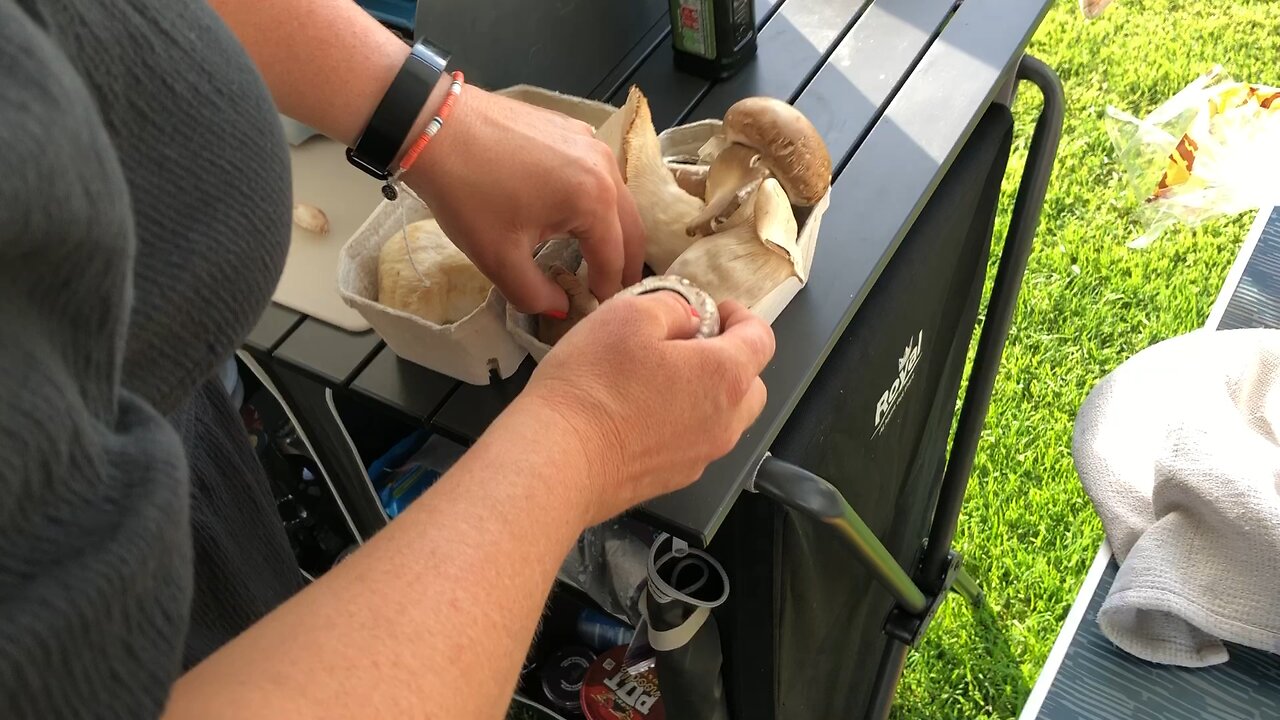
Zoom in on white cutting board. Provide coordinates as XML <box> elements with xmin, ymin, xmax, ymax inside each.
<box><xmin>275</xmin><ymin>135</ymin><xmax>384</xmax><ymax>331</ymax></box>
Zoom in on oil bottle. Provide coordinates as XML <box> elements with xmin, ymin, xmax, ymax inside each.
<box><xmin>669</xmin><ymin>0</ymin><xmax>757</xmax><ymax>80</ymax></box>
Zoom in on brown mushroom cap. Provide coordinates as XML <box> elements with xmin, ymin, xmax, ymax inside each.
<box><xmin>722</xmin><ymin>97</ymin><xmax>832</xmax><ymax>206</ymax></box>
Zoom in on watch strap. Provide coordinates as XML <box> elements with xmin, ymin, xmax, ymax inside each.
<box><xmin>347</xmin><ymin>40</ymin><xmax>451</xmax><ymax>181</ymax></box>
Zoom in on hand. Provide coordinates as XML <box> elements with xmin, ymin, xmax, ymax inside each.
<box><xmin>515</xmin><ymin>293</ymin><xmax>776</xmax><ymax>525</ymax></box>
<box><xmin>406</xmin><ymin>88</ymin><xmax>645</xmax><ymax>315</ymax></box>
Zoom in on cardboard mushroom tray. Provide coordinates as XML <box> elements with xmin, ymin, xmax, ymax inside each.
<box><xmin>338</xmin><ymin>86</ymin><xmax>619</xmax><ymax>385</ymax></box>
<box><xmin>508</xmin><ymin>113</ymin><xmax>830</xmax><ymax>361</ymax></box>
<box><xmin>658</xmin><ymin>119</ymin><xmax>829</xmax><ymax>325</ymax></box>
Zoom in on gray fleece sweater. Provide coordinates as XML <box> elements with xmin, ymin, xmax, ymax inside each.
<box><xmin>1</xmin><ymin>0</ymin><xmax>304</xmax><ymax>716</ymax></box>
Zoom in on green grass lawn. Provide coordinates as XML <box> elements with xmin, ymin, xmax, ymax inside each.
<box><xmin>894</xmin><ymin>1</ymin><xmax>1280</xmax><ymax>718</ymax></box>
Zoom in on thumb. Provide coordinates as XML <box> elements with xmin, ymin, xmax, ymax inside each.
<box><xmin>628</xmin><ymin>290</ymin><xmax>703</xmax><ymax>341</ymax></box>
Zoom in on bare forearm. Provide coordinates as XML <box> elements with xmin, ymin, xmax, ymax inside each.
<box><xmin>208</xmin><ymin>0</ymin><xmax>424</xmax><ymax>146</ymax></box>
<box><xmin>166</xmin><ymin>398</ymin><xmax>596</xmax><ymax>719</ymax></box>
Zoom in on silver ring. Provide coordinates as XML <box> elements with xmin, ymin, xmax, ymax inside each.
<box><xmin>619</xmin><ymin>275</ymin><xmax>720</xmax><ymax>338</ymax></box>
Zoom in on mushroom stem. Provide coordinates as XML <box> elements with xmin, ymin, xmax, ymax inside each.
<box><xmin>685</xmin><ymin>143</ymin><xmax>772</xmax><ymax>237</ymax></box>
<box><xmin>685</xmin><ymin>174</ymin><xmax>766</xmax><ymax>237</ymax></box>
<box><xmin>667</xmin><ymin>162</ymin><xmax>710</xmax><ymax>198</ymax></box>
<box><xmin>667</xmin><ymin>178</ymin><xmax>800</xmax><ymax>308</ymax></box>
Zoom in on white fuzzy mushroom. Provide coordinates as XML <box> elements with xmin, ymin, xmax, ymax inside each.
<box><xmin>377</xmin><ymin>219</ymin><xmax>492</xmax><ymax>325</ymax></box>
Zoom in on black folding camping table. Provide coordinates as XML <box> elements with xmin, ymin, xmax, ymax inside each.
<box><xmin>1019</xmin><ymin>206</ymin><xmax>1280</xmax><ymax>720</ymax></box>
<box><xmin>243</xmin><ymin>1</ymin><xmax>1062</xmax><ymax>717</ymax></box>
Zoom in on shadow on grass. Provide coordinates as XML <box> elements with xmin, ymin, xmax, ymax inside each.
<box><xmin>894</xmin><ymin>591</ymin><xmax>1031</xmax><ymax>720</ymax></box>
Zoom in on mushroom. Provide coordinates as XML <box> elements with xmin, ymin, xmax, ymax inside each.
<box><xmin>293</xmin><ymin>202</ymin><xmax>330</xmax><ymax>235</ymax></box>
<box><xmin>615</xmin><ymin>87</ymin><xmax>706</xmax><ymax>274</ymax></box>
<box><xmin>377</xmin><ymin>218</ymin><xmax>493</xmax><ymax>325</ymax></box>
<box><xmin>666</xmin><ymin>178</ymin><xmax>800</xmax><ymax>308</ymax></box>
<box><xmin>684</xmin><ymin>143</ymin><xmax>771</xmax><ymax>236</ymax></box>
<box><xmin>536</xmin><ymin>263</ymin><xmax>600</xmax><ymax>345</ymax></box>
<box><xmin>667</xmin><ymin>161</ymin><xmax>710</xmax><ymax>198</ymax></box>
<box><xmin>695</xmin><ymin>96</ymin><xmax>832</xmax><ymax>225</ymax></box>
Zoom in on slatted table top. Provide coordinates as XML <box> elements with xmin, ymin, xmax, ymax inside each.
<box><xmin>251</xmin><ymin>0</ymin><xmax>1055</xmax><ymax>543</ymax></box>
<box><xmin>1020</xmin><ymin>205</ymin><xmax>1280</xmax><ymax>720</ymax></box>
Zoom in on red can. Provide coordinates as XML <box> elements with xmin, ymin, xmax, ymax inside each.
<box><xmin>580</xmin><ymin>646</ymin><xmax>665</xmax><ymax>720</ymax></box>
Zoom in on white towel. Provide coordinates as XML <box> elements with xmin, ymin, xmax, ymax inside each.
<box><xmin>1073</xmin><ymin>328</ymin><xmax>1280</xmax><ymax>666</ymax></box>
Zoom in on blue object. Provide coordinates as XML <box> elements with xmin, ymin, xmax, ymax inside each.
<box><xmin>370</xmin><ymin>432</ymin><xmax>467</xmax><ymax>519</ymax></box>
<box><xmin>576</xmin><ymin>608</ymin><xmax>635</xmax><ymax>652</ymax></box>
<box><xmin>356</xmin><ymin>0</ymin><xmax>417</xmax><ymax>35</ymax></box>
<box><xmin>378</xmin><ymin>463</ymin><xmax>441</xmax><ymax>519</ymax></box>
<box><xmin>366</xmin><ymin>428</ymin><xmax>430</xmax><ymax>488</ymax></box>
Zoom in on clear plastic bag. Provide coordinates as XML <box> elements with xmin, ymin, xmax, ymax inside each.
<box><xmin>557</xmin><ymin>520</ymin><xmax>653</xmax><ymax>625</ymax></box>
<box><xmin>1105</xmin><ymin>67</ymin><xmax>1280</xmax><ymax>247</ymax></box>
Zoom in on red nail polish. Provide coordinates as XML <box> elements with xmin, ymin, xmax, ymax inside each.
<box><xmin>689</xmin><ymin>306</ymin><xmax>700</xmax><ymax>319</ymax></box>
<box><xmin>543</xmin><ymin>310</ymin><xmax>568</xmax><ymax>321</ymax></box>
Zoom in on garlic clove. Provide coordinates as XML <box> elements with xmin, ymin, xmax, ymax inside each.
<box><xmin>293</xmin><ymin>202</ymin><xmax>330</xmax><ymax>235</ymax></box>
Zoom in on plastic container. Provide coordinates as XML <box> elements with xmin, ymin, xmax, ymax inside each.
<box><xmin>580</xmin><ymin>645</ymin><xmax>665</xmax><ymax>720</ymax></box>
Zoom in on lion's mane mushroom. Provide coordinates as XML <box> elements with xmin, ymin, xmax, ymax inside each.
<box><xmin>690</xmin><ymin>97</ymin><xmax>832</xmax><ymax>236</ymax></box>
<box><xmin>616</xmin><ymin>87</ymin><xmax>706</xmax><ymax>274</ymax></box>
<box><xmin>378</xmin><ymin>218</ymin><xmax>492</xmax><ymax>325</ymax></box>
<box><xmin>667</xmin><ymin>178</ymin><xmax>800</xmax><ymax>308</ymax></box>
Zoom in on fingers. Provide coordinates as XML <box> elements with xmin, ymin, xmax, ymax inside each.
<box><xmin>482</xmin><ymin>249</ymin><xmax>570</xmax><ymax>316</ymax></box>
<box><xmin>736</xmin><ymin>377</ymin><xmax>768</xmax><ymax>431</ymax></box>
<box><xmin>575</xmin><ymin>209</ymin><xmax>626</xmax><ymax>301</ymax></box>
<box><xmin>617</xmin><ymin>291</ymin><xmax>701</xmax><ymax>341</ymax></box>
<box><xmin>613</xmin><ymin>173</ymin><xmax>646</xmax><ymax>287</ymax></box>
<box><xmin>712</xmin><ymin>301</ymin><xmax>776</xmax><ymax>377</ymax></box>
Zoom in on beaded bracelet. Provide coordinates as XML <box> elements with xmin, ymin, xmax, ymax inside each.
<box><xmin>381</xmin><ymin>70</ymin><xmax>465</xmax><ymax>201</ymax></box>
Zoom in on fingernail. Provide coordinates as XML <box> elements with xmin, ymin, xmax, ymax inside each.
<box><xmin>543</xmin><ymin>310</ymin><xmax>568</xmax><ymax>320</ymax></box>
<box><xmin>689</xmin><ymin>306</ymin><xmax>700</xmax><ymax>319</ymax></box>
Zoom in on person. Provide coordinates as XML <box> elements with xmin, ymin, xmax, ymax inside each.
<box><xmin>0</xmin><ymin>0</ymin><xmax>775</xmax><ymax>718</ymax></box>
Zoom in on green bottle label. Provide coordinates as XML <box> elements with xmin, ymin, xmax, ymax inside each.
<box><xmin>671</xmin><ymin>0</ymin><xmax>717</xmax><ymax>60</ymax></box>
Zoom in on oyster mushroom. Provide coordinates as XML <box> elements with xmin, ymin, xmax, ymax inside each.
<box><xmin>695</xmin><ymin>97</ymin><xmax>832</xmax><ymax>230</ymax></box>
<box><xmin>536</xmin><ymin>263</ymin><xmax>600</xmax><ymax>345</ymax></box>
<box><xmin>667</xmin><ymin>161</ymin><xmax>710</xmax><ymax>198</ymax></box>
<box><xmin>616</xmin><ymin>87</ymin><xmax>706</xmax><ymax>274</ymax></box>
<box><xmin>667</xmin><ymin>178</ymin><xmax>800</xmax><ymax>308</ymax></box>
<box><xmin>684</xmin><ymin>143</ymin><xmax>770</xmax><ymax>236</ymax></box>
<box><xmin>378</xmin><ymin>219</ymin><xmax>492</xmax><ymax>325</ymax></box>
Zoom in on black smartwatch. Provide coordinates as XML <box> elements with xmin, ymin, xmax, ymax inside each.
<box><xmin>346</xmin><ymin>40</ymin><xmax>451</xmax><ymax>182</ymax></box>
